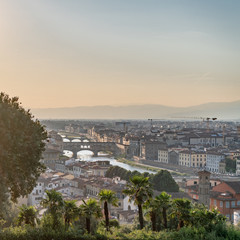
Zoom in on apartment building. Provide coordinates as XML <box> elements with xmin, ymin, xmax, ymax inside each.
<box><xmin>191</xmin><ymin>151</ymin><xmax>206</xmax><ymax>168</ymax></box>
<box><xmin>158</xmin><ymin>149</ymin><xmax>168</xmax><ymax>163</ymax></box>
<box><xmin>206</xmin><ymin>152</ymin><xmax>225</xmax><ymax>173</ymax></box>
<box><xmin>145</xmin><ymin>141</ymin><xmax>166</xmax><ymax>161</ymax></box>
<box><xmin>179</xmin><ymin>150</ymin><xmax>191</xmax><ymax>167</ymax></box>
<box><xmin>210</xmin><ymin>181</ymin><xmax>240</xmax><ymax>222</ymax></box>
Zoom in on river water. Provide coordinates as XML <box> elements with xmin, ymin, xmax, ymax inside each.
<box><xmin>91</xmin><ymin>157</ymin><xmax>155</xmax><ymax>174</ymax></box>
<box><xmin>63</xmin><ymin>150</ymin><xmax>154</xmax><ymax>174</ymax></box>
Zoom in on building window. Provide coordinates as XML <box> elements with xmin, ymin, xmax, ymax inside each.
<box><xmin>226</xmin><ymin>214</ymin><xmax>230</xmax><ymax>220</ymax></box>
<box><xmin>237</xmin><ymin>201</ymin><xmax>240</xmax><ymax>206</ymax></box>
<box><xmin>214</xmin><ymin>200</ymin><xmax>217</xmax><ymax>206</ymax></box>
<box><xmin>232</xmin><ymin>201</ymin><xmax>235</xmax><ymax>207</ymax></box>
<box><xmin>226</xmin><ymin>201</ymin><xmax>230</xmax><ymax>208</ymax></box>
<box><xmin>220</xmin><ymin>201</ymin><xmax>223</xmax><ymax>207</ymax></box>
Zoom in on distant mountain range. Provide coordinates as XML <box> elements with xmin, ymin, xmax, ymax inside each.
<box><xmin>32</xmin><ymin>100</ymin><xmax>240</xmax><ymax>120</ymax></box>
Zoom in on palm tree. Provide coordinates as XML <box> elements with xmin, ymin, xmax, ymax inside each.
<box><xmin>63</xmin><ymin>200</ymin><xmax>79</xmax><ymax>229</ymax></box>
<box><xmin>80</xmin><ymin>198</ymin><xmax>102</xmax><ymax>234</ymax></box>
<box><xmin>41</xmin><ymin>190</ymin><xmax>64</xmax><ymax>229</ymax></box>
<box><xmin>122</xmin><ymin>175</ymin><xmax>152</xmax><ymax>229</ymax></box>
<box><xmin>98</xmin><ymin>189</ymin><xmax>118</xmax><ymax>231</ymax></box>
<box><xmin>172</xmin><ymin>198</ymin><xmax>192</xmax><ymax>230</ymax></box>
<box><xmin>144</xmin><ymin>198</ymin><xmax>159</xmax><ymax>231</ymax></box>
<box><xmin>17</xmin><ymin>205</ymin><xmax>38</xmax><ymax>227</ymax></box>
<box><xmin>155</xmin><ymin>192</ymin><xmax>171</xmax><ymax>229</ymax></box>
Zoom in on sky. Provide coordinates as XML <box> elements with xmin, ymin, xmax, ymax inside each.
<box><xmin>0</xmin><ymin>0</ymin><xmax>240</xmax><ymax>109</ymax></box>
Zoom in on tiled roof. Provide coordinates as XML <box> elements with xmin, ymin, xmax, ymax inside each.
<box><xmin>225</xmin><ymin>181</ymin><xmax>240</xmax><ymax>194</ymax></box>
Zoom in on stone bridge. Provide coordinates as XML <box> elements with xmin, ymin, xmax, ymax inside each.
<box><xmin>63</xmin><ymin>141</ymin><xmax>123</xmax><ymax>157</ymax></box>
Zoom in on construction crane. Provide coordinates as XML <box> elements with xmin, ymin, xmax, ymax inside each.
<box><xmin>148</xmin><ymin>119</ymin><xmax>164</xmax><ymax>133</ymax></box>
<box><xmin>148</xmin><ymin>117</ymin><xmax>217</xmax><ymax>133</ymax></box>
<box><xmin>203</xmin><ymin>117</ymin><xmax>217</xmax><ymax>132</ymax></box>
<box><xmin>171</xmin><ymin>116</ymin><xmax>217</xmax><ymax>131</ymax></box>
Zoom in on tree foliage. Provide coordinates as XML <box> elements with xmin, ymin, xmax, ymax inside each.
<box><xmin>0</xmin><ymin>92</ymin><xmax>47</xmax><ymax>203</ymax></box>
<box><xmin>123</xmin><ymin>175</ymin><xmax>152</xmax><ymax>229</ymax></box>
<box><xmin>225</xmin><ymin>158</ymin><xmax>236</xmax><ymax>173</ymax></box>
<box><xmin>151</xmin><ymin>170</ymin><xmax>179</xmax><ymax>192</ymax></box>
<box><xmin>105</xmin><ymin>166</ymin><xmax>133</xmax><ymax>181</ymax></box>
<box><xmin>17</xmin><ymin>205</ymin><xmax>38</xmax><ymax>227</ymax></box>
<box><xmin>0</xmin><ymin>188</ymin><xmax>232</xmax><ymax>239</ymax></box>
<box><xmin>171</xmin><ymin>198</ymin><xmax>192</xmax><ymax>230</ymax></box>
<box><xmin>98</xmin><ymin>189</ymin><xmax>118</xmax><ymax>231</ymax></box>
<box><xmin>63</xmin><ymin>200</ymin><xmax>79</xmax><ymax>229</ymax></box>
<box><xmin>80</xmin><ymin>198</ymin><xmax>102</xmax><ymax>234</ymax></box>
<box><xmin>105</xmin><ymin>166</ymin><xmax>179</xmax><ymax>192</ymax></box>
<box><xmin>41</xmin><ymin>190</ymin><xmax>64</xmax><ymax>230</ymax></box>
<box><xmin>155</xmin><ymin>192</ymin><xmax>172</xmax><ymax>229</ymax></box>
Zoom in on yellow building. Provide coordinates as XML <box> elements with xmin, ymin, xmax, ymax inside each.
<box><xmin>191</xmin><ymin>152</ymin><xmax>206</xmax><ymax>168</ymax></box>
<box><xmin>179</xmin><ymin>150</ymin><xmax>206</xmax><ymax>168</ymax></box>
<box><xmin>179</xmin><ymin>150</ymin><xmax>191</xmax><ymax>167</ymax></box>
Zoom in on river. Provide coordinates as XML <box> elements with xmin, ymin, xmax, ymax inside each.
<box><xmin>63</xmin><ymin>150</ymin><xmax>154</xmax><ymax>174</ymax></box>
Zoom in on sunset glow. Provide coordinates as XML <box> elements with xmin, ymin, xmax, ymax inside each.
<box><xmin>1</xmin><ymin>0</ymin><xmax>239</xmax><ymax>109</ymax></box>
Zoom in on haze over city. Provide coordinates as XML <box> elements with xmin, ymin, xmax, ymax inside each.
<box><xmin>1</xmin><ymin>0</ymin><xmax>240</xmax><ymax>110</ymax></box>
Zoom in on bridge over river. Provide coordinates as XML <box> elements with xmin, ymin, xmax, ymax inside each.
<box><xmin>63</xmin><ymin>141</ymin><xmax>124</xmax><ymax>157</ymax></box>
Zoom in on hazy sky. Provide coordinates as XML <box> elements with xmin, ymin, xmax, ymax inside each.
<box><xmin>1</xmin><ymin>0</ymin><xmax>240</xmax><ymax>108</ymax></box>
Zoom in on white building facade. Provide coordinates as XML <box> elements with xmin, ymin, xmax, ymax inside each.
<box><xmin>158</xmin><ymin>149</ymin><xmax>168</xmax><ymax>163</ymax></box>
<box><xmin>206</xmin><ymin>152</ymin><xmax>225</xmax><ymax>173</ymax></box>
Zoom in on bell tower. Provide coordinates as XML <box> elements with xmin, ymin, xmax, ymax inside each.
<box><xmin>198</xmin><ymin>170</ymin><xmax>211</xmax><ymax>207</ymax></box>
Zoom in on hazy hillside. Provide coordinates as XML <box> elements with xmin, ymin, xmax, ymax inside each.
<box><xmin>32</xmin><ymin>100</ymin><xmax>240</xmax><ymax>120</ymax></box>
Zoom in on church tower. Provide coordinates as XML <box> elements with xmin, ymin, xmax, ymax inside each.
<box><xmin>198</xmin><ymin>170</ymin><xmax>211</xmax><ymax>207</ymax></box>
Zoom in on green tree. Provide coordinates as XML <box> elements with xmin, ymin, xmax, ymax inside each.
<box><xmin>63</xmin><ymin>200</ymin><xmax>79</xmax><ymax>229</ymax></box>
<box><xmin>225</xmin><ymin>158</ymin><xmax>236</xmax><ymax>173</ymax></box>
<box><xmin>0</xmin><ymin>185</ymin><xmax>10</xmax><ymax>222</ymax></box>
<box><xmin>98</xmin><ymin>189</ymin><xmax>118</xmax><ymax>231</ymax></box>
<box><xmin>17</xmin><ymin>205</ymin><xmax>38</xmax><ymax>227</ymax></box>
<box><xmin>171</xmin><ymin>198</ymin><xmax>192</xmax><ymax>230</ymax></box>
<box><xmin>123</xmin><ymin>175</ymin><xmax>152</xmax><ymax>229</ymax></box>
<box><xmin>144</xmin><ymin>198</ymin><xmax>159</xmax><ymax>231</ymax></box>
<box><xmin>155</xmin><ymin>192</ymin><xmax>172</xmax><ymax>229</ymax></box>
<box><xmin>41</xmin><ymin>190</ymin><xmax>64</xmax><ymax>230</ymax></box>
<box><xmin>144</xmin><ymin>192</ymin><xmax>171</xmax><ymax>231</ymax></box>
<box><xmin>80</xmin><ymin>198</ymin><xmax>102</xmax><ymax>234</ymax></box>
<box><xmin>0</xmin><ymin>93</ymin><xmax>47</xmax><ymax>207</ymax></box>
<box><xmin>190</xmin><ymin>205</ymin><xmax>226</xmax><ymax>231</ymax></box>
<box><xmin>151</xmin><ymin>170</ymin><xmax>179</xmax><ymax>192</ymax></box>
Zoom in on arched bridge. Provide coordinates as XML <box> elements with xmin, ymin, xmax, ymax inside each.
<box><xmin>63</xmin><ymin>141</ymin><xmax>123</xmax><ymax>157</ymax></box>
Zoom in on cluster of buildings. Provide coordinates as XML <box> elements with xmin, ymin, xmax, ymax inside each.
<box><xmin>24</xmin><ymin>169</ymin><xmax>138</xmax><ymax>223</ymax></box>
<box><xmin>31</xmin><ymin>121</ymin><xmax>240</xmax><ymax>224</ymax></box>
<box><xmin>25</xmin><ymin>130</ymin><xmax>138</xmax><ymax>223</ymax></box>
<box><xmin>87</xmin><ymin>121</ymin><xmax>240</xmax><ymax>174</ymax></box>
<box><xmin>55</xmin><ymin>159</ymin><xmax>111</xmax><ymax>178</ymax></box>
<box><xmin>158</xmin><ymin>148</ymin><xmax>226</xmax><ymax>173</ymax></box>
<box><xmin>181</xmin><ymin>170</ymin><xmax>240</xmax><ymax>224</ymax></box>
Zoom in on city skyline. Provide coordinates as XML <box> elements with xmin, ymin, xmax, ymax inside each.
<box><xmin>1</xmin><ymin>0</ymin><xmax>240</xmax><ymax>109</ymax></box>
